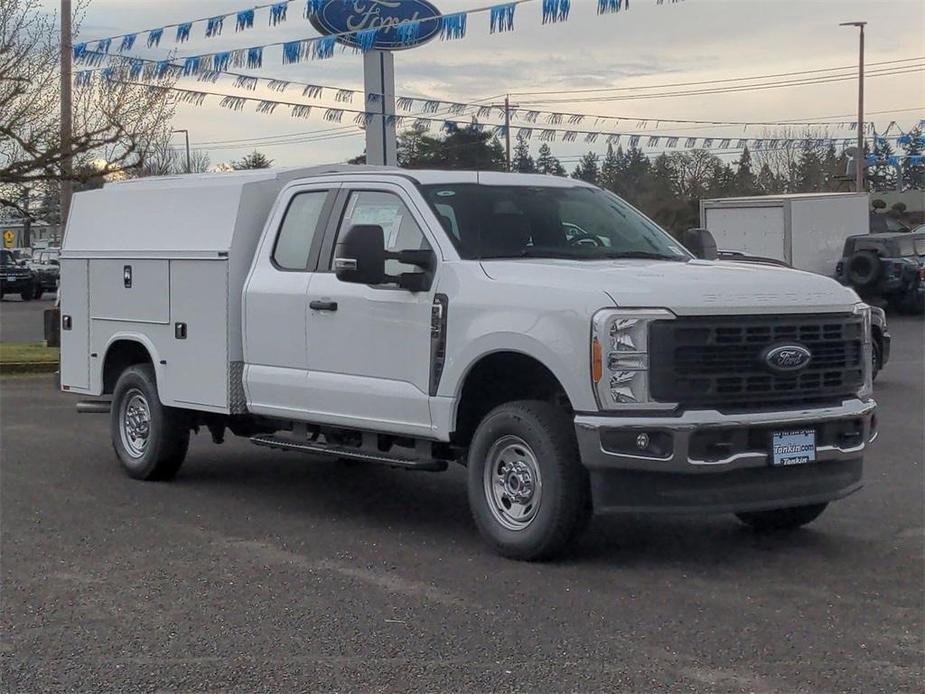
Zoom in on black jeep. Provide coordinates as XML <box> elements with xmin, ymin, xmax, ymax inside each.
<box><xmin>0</xmin><ymin>249</ymin><xmax>40</xmax><ymax>301</ymax></box>
<box><xmin>836</xmin><ymin>231</ymin><xmax>925</xmax><ymax>315</ymax></box>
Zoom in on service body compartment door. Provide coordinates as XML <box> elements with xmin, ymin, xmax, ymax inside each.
<box><xmin>59</xmin><ymin>258</ymin><xmax>90</xmax><ymax>391</ymax></box>
<box><xmin>166</xmin><ymin>259</ymin><xmax>230</xmax><ymax>409</ymax></box>
<box><xmin>89</xmin><ymin>259</ymin><xmax>170</xmax><ymax>323</ymax></box>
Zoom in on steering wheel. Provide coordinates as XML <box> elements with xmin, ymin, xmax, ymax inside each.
<box><xmin>566</xmin><ymin>230</ymin><xmax>604</xmax><ymax>247</ymax></box>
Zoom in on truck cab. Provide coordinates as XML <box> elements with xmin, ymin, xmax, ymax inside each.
<box><xmin>59</xmin><ymin>166</ymin><xmax>877</xmax><ymax>560</ymax></box>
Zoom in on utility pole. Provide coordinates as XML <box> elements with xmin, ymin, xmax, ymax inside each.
<box><xmin>840</xmin><ymin>21</ymin><xmax>866</xmax><ymax>193</ymax></box>
<box><xmin>504</xmin><ymin>95</ymin><xmax>512</xmax><ymax>171</ymax></box>
<box><xmin>60</xmin><ymin>0</ymin><xmax>73</xmax><ymax>229</ymax></box>
<box><xmin>173</xmin><ymin>129</ymin><xmax>191</xmax><ymax>173</ymax></box>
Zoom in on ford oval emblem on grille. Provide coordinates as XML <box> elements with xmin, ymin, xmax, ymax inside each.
<box><xmin>762</xmin><ymin>344</ymin><xmax>812</xmax><ymax>373</ymax></box>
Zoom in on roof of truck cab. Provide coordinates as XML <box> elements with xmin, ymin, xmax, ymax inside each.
<box><xmin>102</xmin><ymin>165</ymin><xmax>594</xmax><ymax>190</ymax></box>
<box><xmin>66</xmin><ymin>165</ymin><xmax>594</xmax><ymax>256</ymax></box>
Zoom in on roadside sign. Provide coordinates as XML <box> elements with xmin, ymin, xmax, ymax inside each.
<box><xmin>3</xmin><ymin>229</ymin><xmax>14</xmax><ymax>248</ymax></box>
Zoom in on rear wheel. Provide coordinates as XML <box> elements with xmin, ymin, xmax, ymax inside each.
<box><xmin>467</xmin><ymin>401</ymin><xmax>590</xmax><ymax>561</ymax></box>
<box><xmin>111</xmin><ymin>364</ymin><xmax>189</xmax><ymax>480</ymax></box>
<box><xmin>19</xmin><ymin>288</ymin><xmax>32</xmax><ymax>301</ymax></box>
<box><xmin>735</xmin><ymin>503</ymin><xmax>828</xmax><ymax>532</ymax></box>
<box><xmin>33</xmin><ymin>284</ymin><xmax>44</xmax><ymax>300</ymax></box>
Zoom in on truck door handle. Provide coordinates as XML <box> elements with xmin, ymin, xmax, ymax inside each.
<box><xmin>309</xmin><ymin>300</ymin><xmax>338</xmax><ymax>312</ymax></box>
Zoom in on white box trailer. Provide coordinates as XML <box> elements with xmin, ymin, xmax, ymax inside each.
<box><xmin>59</xmin><ymin>166</ymin><xmax>342</xmax><ymax>413</ymax></box>
<box><xmin>700</xmin><ymin>192</ymin><xmax>869</xmax><ymax>275</ymax></box>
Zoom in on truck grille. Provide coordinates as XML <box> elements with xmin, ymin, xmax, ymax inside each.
<box><xmin>648</xmin><ymin>314</ymin><xmax>864</xmax><ymax>410</ymax></box>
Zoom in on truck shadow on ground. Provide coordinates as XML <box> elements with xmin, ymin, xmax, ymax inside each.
<box><xmin>173</xmin><ymin>445</ymin><xmax>854</xmax><ymax>570</ymax></box>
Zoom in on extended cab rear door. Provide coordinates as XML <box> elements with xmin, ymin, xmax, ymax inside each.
<box><xmin>242</xmin><ymin>182</ymin><xmax>339</xmax><ymax>418</ymax></box>
<box><xmin>303</xmin><ymin>180</ymin><xmax>441</xmax><ymax>438</ymax></box>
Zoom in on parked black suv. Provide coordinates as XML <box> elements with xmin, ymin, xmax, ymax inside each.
<box><xmin>836</xmin><ymin>231</ymin><xmax>925</xmax><ymax>314</ymax></box>
<box><xmin>0</xmin><ymin>249</ymin><xmax>40</xmax><ymax>301</ymax></box>
<box><xmin>29</xmin><ymin>248</ymin><xmax>61</xmax><ymax>298</ymax></box>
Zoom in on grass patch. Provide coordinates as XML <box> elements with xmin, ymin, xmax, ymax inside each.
<box><xmin>0</xmin><ymin>342</ymin><xmax>59</xmax><ymax>364</ymax></box>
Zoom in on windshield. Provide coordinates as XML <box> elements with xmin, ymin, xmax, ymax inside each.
<box><xmin>1</xmin><ymin>251</ymin><xmax>15</xmax><ymax>266</ymax></box>
<box><xmin>420</xmin><ymin>184</ymin><xmax>689</xmax><ymax>261</ymax></box>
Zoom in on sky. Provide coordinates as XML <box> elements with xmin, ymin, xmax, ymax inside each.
<box><xmin>46</xmin><ymin>0</ymin><xmax>925</xmax><ymax>169</ymax></box>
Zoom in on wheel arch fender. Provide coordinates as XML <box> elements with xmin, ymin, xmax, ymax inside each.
<box><xmin>98</xmin><ymin>332</ymin><xmax>167</xmax><ymax>402</ymax></box>
<box><xmin>441</xmin><ymin>332</ymin><xmax>594</xmax><ymax>439</ymax></box>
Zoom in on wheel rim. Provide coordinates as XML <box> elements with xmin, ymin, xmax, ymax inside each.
<box><xmin>119</xmin><ymin>389</ymin><xmax>151</xmax><ymax>459</ymax></box>
<box><xmin>483</xmin><ymin>435</ymin><xmax>543</xmax><ymax>531</ymax></box>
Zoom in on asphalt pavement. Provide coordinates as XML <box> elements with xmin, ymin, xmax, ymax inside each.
<box><xmin>0</xmin><ymin>295</ymin><xmax>55</xmax><ymax>343</ymax></box>
<box><xmin>1</xmin><ymin>317</ymin><xmax>922</xmax><ymax>692</ymax></box>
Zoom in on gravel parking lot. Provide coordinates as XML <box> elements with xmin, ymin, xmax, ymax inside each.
<box><xmin>1</xmin><ymin>314</ymin><xmax>922</xmax><ymax>692</ymax></box>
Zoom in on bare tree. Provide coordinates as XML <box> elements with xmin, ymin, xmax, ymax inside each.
<box><xmin>137</xmin><ymin>140</ymin><xmax>211</xmax><ymax>177</ymax></box>
<box><xmin>0</xmin><ymin>0</ymin><xmax>176</xmax><ymax>218</ymax></box>
<box><xmin>666</xmin><ymin>150</ymin><xmax>723</xmax><ymax>198</ymax></box>
<box><xmin>752</xmin><ymin>127</ymin><xmax>837</xmax><ymax>192</ymax></box>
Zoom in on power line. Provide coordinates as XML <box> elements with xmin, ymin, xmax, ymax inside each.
<box><xmin>509</xmin><ymin>56</ymin><xmax>925</xmax><ymax>96</ymax></box>
<box><xmin>520</xmin><ymin>64</ymin><xmax>925</xmax><ymax>105</ymax></box>
<box><xmin>79</xmin><ymin>53</ymin><xmax>922</xmax><ymax>134</ymax></box>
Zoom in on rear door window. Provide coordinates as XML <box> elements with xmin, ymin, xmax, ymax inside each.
<box><xmin>273</xmin><ymin>191</ymin><xmax>329</xmax><ymax>270</ymax></box>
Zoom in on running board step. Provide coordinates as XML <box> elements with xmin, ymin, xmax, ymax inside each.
<box><xmin>249</xmin><ymin>435</ymin><xmax>448</xmax><ymax>471</ymax></box>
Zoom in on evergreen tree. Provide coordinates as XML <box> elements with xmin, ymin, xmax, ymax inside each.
<box><xmin>599</xmin><ymin>143</ymin><xmax>620</xmax><ymax>192</ymax></box>
<box><xmin>793</xmin><ymin>141</ymin><xmax>825</xmax><ymax>192</ymax></box>
<box><xmin>614</xmin><ymin>145</ymin><xmax>651</xmax><ymax>205</ymax></box>
<box><xmin>756</xmin><ymin>162</ymin><xmax>779</xmax><ymax>194</ymax></box>
<box><xmin>867</xmin><ymin>139</ymin><xmax>897</xmax><ymax>192</ymax></box>
<box><xmin>571</xmin><ymin>152</ymin><xmax>600</xmax><ymax>184</ymax></box>
<box><xmin>709</xmin><ymin>163</ymin><xmax>737</xmax><ymax>198</ymax></box>
<box><xmin>900</xmin><ymin>126</ymin><xmax>924</xmax><ymax>190</ymax></box>
<box><xmin>512</xmin><ymin>137</ymin><xmax>536</xmax><ymax>173</ymax></box>
<box><xmin>536</xmin><ymin>143</ymin><xmax>566</xmax><ymax>176</ymax></box>
<box><xmin>232</xmin><ymin>151</ymin><xmax>274</xmax><ymax>169</ymax></box>
<box><xmin>733</xmin><ymin>146</ymin><xmax>757</xmax><ymax>195</ymax></box>
<box><xmin>820</xmin><ymin>143</ymin><xmax>841</xmax><ymax>191</ymax></box>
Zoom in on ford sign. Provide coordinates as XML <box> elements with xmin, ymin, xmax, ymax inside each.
<box><xmin>762</xmin><ymin>344</ymin><xmax>812</xmax><ymax>373</ymax></box>
<box><xmin>309</xmin><ymin>0</ymin><xmax>442</xmax><ymax>51</ymax></box>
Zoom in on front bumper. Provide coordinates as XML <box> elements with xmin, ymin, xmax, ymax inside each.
<box><xmin>0</xmin><ymin>276</ymin><xmax>33</xmax><ymax>292</ymax></box>
<box><xmin>575</xmin><ymin>398</ymin><xmax>877</xmax><ymax>514</ymax></box>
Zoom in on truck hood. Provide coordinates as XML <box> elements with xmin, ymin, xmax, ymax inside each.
<box><xmin>480</xmin><ymin>258</ymin><xmax>860</xmax><ymax>315</ymax></box>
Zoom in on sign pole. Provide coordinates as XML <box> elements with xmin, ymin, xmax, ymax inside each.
<box><xmin>364</xmin><ymin>50</ymin><xmax>397</xmax><ymax>166</ymax></box>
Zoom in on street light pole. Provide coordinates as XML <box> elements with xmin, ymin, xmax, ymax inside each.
<box><xmin>840</xmin><ymin>21</ymin><xmax>866</xmax><ymax>193</ymax></box>
<box><xmin>172</xmin><ymin>129</ymin><xmax>191</xmax><ymax>173</ymax></box>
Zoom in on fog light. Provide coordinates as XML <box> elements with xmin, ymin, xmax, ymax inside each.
<box><xmin>635</xmin><ymin>433</ymin><xmax>650</xmax><ymax>450</ymax></box>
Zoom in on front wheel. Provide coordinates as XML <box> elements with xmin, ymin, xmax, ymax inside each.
<box><xmin>735</xmin><ymin>503</ymin><xmax>828</xmax><ymax>532</ymax></box>
<box><xmin>111</xmin><ymin>364</ymin><xmax>190</xmax><ymax>480</ymax></box>
<box><xmin>467</xmin><ymin>401</ymin><xmax>590</xmax><ymax>561</ymax></box>
<box><xmin>872</xmin><ymin>339</ymin><xmax>882</xmax><ymax>381</ymax></box>
<box><xmin>19</xmin><ymin>288</ymin><xmax>33</xmax><ymax>301</ymax></box>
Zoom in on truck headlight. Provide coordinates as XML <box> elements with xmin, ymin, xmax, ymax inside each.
<box><xmin>590</xmin><ymin>309</ymin><xmax>675</xmax><ymax>410</ymax></box>
<box><xmin>854</xmin><ymin>302</ymin><xmax>873</xmax><ymax>400</ymax></box>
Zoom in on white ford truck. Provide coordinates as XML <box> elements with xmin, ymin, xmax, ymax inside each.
<box><xmin>60</xmin><ymin>165</ymin><xmax>877</xmax><ymax>560</ymax></box>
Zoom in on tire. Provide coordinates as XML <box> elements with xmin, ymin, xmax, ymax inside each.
<box><xmin>19</xmin><ymin>288</ymin><xmax>32</xmax><ymax>301</ymax></box>
<box><xmin>110</xmin><ymin>364</ymin><xmax>190</xmax><ymax>481</ymax></box>
<box><xmin>847</xmin><ymin>251</ymin><xmax>882</xmax><ymax>288</ymax></box>
<box><xmin>735</xmin><ymin>503</ymin><xmax>828</xmax><ymax>532</ymax></box>
<box><xmin>871</xmin><ymin>338</ymin><xmax>882</xmax><ymax>381</ymax></box>
<box><xmin>467</xmin><ymin>401</ymin><xmax>590</xmax><ymax>561</ymax></box>
<box><xmin>33</xmin><ymin>284</ymin><xmax>44</xmax><ymax>300</ymax></box>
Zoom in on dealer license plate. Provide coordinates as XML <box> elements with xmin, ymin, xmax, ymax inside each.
<box><xmin>771</xmin><ymin>429</ymin><xmax>817</xmax><ymax>466</ymax></box>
